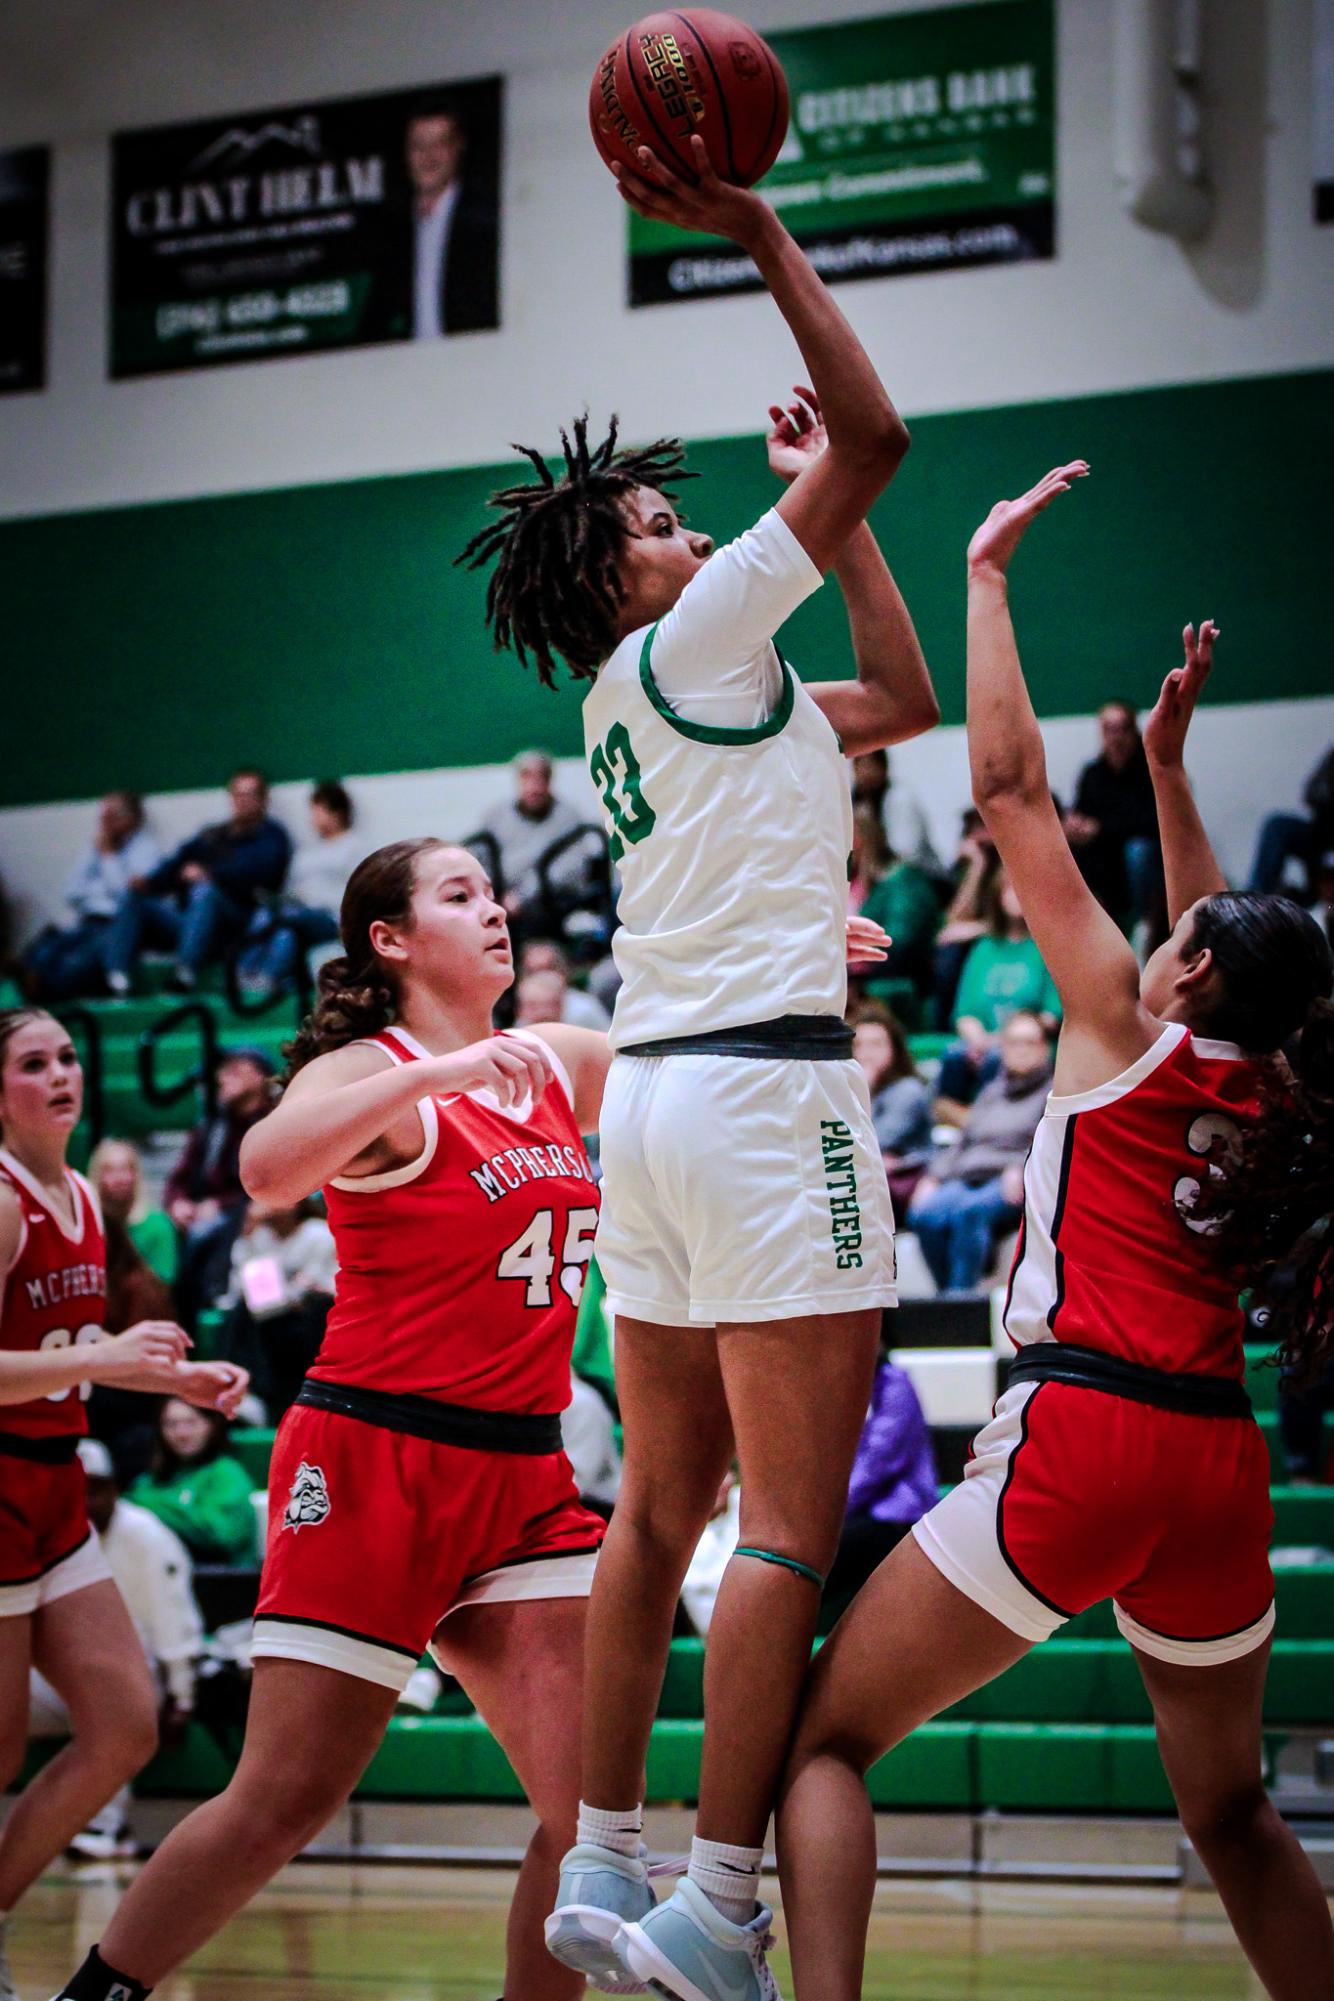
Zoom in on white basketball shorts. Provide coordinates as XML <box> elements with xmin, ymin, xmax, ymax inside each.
<box><xmin>595</xmin><ymin>1052</ymin><xmax>897</xmax><ymax>1327</ymax></box>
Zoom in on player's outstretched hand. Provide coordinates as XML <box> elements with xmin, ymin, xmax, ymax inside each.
<box><xmin>425</xmin><ymin>1033</ymin><xmax>554</xmax><ymax>1110</ymax></box>
<box><xmin>1144</xmin><ymin>620</ymin><xmax>1218</xmax><ymax>771</ymax></box>
<box><xmin>846</xmin><ymin>914</ymin><xmax>892</xmax><ymax>970</ymax></box>
<box><xmin>174</xmin><ymin>1360</ymin><xmax>250</xmax><ymax>1420</ymax></box>
<box><xmin>94</xmin><ymin>1319</ymin><xmax>191</xmax><ymax>1385</ymax></box>
<box><xmin>767</xmin><ymin>386</ymin><xmax>827</xmax><ymax>485</ymax></box>
<box><xmin>967</xmin><ymin>462</ymin><xmax>1089</xmax><ymax>577</ymax></box>
<box><xmin>613</xmin><ymin>134</ymin><xmax>769</xmax><ymax>248</ymax></box>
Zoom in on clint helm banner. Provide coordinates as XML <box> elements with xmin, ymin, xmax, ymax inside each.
<box><xmin>0</xmin><ymin>146</ymin><xmax>50</xmax><ymax>394</ymax></box>
<box><xmin>626</xmin><ymin>0</ymin><xmax>1055</xmax><ymax>307</ymax></box>
<box><xmin>109</xmin><ymin>77</ymin><xmax>502</xmax><ymax>377</ymax></box>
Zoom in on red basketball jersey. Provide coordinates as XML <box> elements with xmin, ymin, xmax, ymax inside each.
<box><xmin>312</xmin><ymin>1029</ymin><xmax>599</xmax><ymax>1414</ymax></box>
<box><xmin>0</xmin><ymin>1148</ymin><xmax>106</xmax><ymax>1438</ymax></box>
<box><xmin>1003</xmin><ymin>1024</ymin><xmax>1264</xmax><ymax>1377</ymax></box>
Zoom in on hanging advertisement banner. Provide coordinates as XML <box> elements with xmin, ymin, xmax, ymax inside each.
<box><xmin>0</xmin><ymin>146</ymin><xmax>50</xmax><ymax>393</ymax></box>
<box><xmin>110</xmin><ymin>77</ymin><xmax>502</xmax><ymax>376</ymax></box>
<box><xmin>627</xmin><ymin>0</ymin><xmax>1055</xmax><ymax>307</ymax></box>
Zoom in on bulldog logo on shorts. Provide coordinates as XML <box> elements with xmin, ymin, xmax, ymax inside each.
<box><xmin>282</xmin><ymin>1460</ymin><xmax>331</xmax><ymax>1533</ymax></box>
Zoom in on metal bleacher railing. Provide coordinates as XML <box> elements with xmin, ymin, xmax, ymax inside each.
<box><xmin>137</xmin><ymin>999</ymin><xmax>220</xmax><ymax>1123</ymax></box>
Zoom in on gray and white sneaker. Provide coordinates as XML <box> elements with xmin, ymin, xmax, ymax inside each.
<box><xmin>616</xmin><ymin>1878</ymin><xmax>782</xmax><ymax>2001</ymax></box>
<box><xmin>545</xmin><ymin>1843</ymin><xmax>655</xmax><ymax>1994</ymax></box>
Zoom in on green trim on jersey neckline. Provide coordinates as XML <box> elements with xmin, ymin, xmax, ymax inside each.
<box><xmin>638</xmin><ymin>625</ymin><xmax>795</xmax><ymax>745</ymax></box>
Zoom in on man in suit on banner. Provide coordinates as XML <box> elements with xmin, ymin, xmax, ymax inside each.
<box><xmin>385</xmin><ymin>100</ymin><xmax>499</xmax><ymax>338</ymax></box>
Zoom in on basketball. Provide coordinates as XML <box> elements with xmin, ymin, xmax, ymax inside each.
<box><xmin>589</xmin><ymin>9</ymin><xmax>789</xmax><ymax>190</ymax></box>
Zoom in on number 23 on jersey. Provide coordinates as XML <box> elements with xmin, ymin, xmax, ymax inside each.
<box><xmin>590</xmin><ymin>723</ymin><xmax>656</xmax><ymax>864</ymax></box>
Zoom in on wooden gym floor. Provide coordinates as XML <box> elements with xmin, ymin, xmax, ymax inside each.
<box><xmin>13</xmin><ymin>1857</ymin><xmax>1307</xmax><ymax>1999</ymax></box>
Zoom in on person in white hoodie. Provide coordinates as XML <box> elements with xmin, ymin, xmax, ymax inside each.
<box><xmin>29</xmin><ymin>1440</ymin><xmax>203</xmax><ymax>1859</ymax></box>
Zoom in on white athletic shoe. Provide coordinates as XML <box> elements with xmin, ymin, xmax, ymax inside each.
<box><xmin>546</xmin><ymin>1843</ymin><xmax>657</xmax><ymax>1994</ymax></box>
<box><xmin>617</xmin><ymin>1878</ymin><xmax>782</xmax><ymax>2001</ymax></box>
<box><xmin>66</xmin><ymin>1822</ymin><xmax>137</xmax><ymax>1862</ymax></box>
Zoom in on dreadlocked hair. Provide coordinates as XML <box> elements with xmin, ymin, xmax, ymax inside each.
<box><xmin>1186</xmin><ymin>893</ymin><xmax>1334</xmax><ymax>1388</ymax></box>
<box><xmin>285</xmin><ymin>839</ymin><xmax>448</xmax><ymax>1078</ymax></box>
<box><xmin>455</xmin><ymin>413</ymin><xmax>698</xmax><ymax>688</ymax></box>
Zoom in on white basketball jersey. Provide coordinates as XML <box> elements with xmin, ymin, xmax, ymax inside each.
<box><xmin>581</xmin><ymin>509</ymin><xmax>852</xmax><ymax>1050</ymax></box>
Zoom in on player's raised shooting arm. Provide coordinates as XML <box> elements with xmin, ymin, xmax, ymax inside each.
<box><xmin>765</xmin><ymin>390</ymin><xmax>935</xmax><ymax>753</ymax></box>
<box><xmin>1143</xmin><ymin>622</ymin><xmax>1228</xmax><ymax>925</ymax></box>
<box><xmin>812</xmin><ymin>525</ymin><xmax>939</xmax><ymax>754</ymax></box>
<box><xmin>615</xmin><ymin>138</ymin><xmax>907</xmax><ymax>574</ymax></box>
<box><xmin>965</xmin><ymin>465</ymin><xmax>1143</xmax><ymax>1052</ymax></box>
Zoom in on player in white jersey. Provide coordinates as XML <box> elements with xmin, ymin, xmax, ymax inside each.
<box><xmin>460</xmin><ymin>136</ymin><xmax>937</xmax><ymax>2001</ymax></box>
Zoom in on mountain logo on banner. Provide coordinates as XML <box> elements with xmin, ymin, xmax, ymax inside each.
<box><xmin>189</xmin><ymin>116</ymin><xmax>323</xmax><ymax>173</ymax></box>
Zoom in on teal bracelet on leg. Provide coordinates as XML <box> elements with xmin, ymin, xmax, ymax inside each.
<box><xmin>734</xmin><ymin>1546</ymin><xmax>825</xmax><ymax>1590</ymax></box>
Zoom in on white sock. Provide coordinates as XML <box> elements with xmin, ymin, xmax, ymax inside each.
<box><xmin>577</xmin><ymin>1801</ymin><xmax>643</xmax><ymax>1859</ymax></box>
<box><xmin>688</xmin><ymin>1836</ymin><xmax>762</xmax><ymax>1925</ymax></box>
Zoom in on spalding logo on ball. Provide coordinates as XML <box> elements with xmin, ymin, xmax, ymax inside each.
<box><xmin>590</xmin><ymin>9</ymin><xmax>790</xmax><ymax>189</ymax></box>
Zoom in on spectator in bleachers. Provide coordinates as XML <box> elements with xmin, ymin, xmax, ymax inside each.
<box><xmin>90</xmin><ymin>1137</ymin><xmax>178</xmax><ymax>1287</ymax></box>
<box><xmin>1063</xmin><ymin>701</ymin><xmax>1163</xmax><ymax>947</ymax></box>
<box><xmin>1249</xmin><ymin>744</ymin><xmax>1334</xmax><ymax>901</ymax></box>
<box><xmin>513</xmin><ymin>948</ymin><xmax>612</xmax><ymax>1031</ymax></box>
<box><xmin>561</xmin><ymin>1373</ymin><xmax>623</xmax><ymax>1517</ymax></box>
<box><xmin>127</xmin><ymin>1399</ymin><xmax>258</xmax><ymax>1564</ymax></box>
<box><xmin>935</xmin><ymin>865</ymin><xmax>1061</xmax><ymax>1118</ymax></box>
<box><xmin>847</xmin><ymin>806</ymin><xmax>940</xmax><ymax>1015</ymax></box>
<box><xmin>850</xmin><ymin>747</ymin><xmax>943</xmax><ymax>877</ymax></box>
<box><xmin>21</xmin><ymin>792</ymin><xmax>160</xmax><ymax>1002</ymax></box>
<box><xmin>850</xmin><ymin>1001</ymin><xmax>933</xmax><ymax>1214</ymax></box>
<box><xmin>819</xmin><ymin>1356</ymin><xmax>938</xmax><ymax>1629</ymax></box>
<box><xmin>931</xmin><ymin>814</ymin><xmax>1000</xmax><ymax>1026</ymax></box>
<box><xmin>907</xmin><ymin>1010</ymin><xmax>1052</xmax><ymax>1295</ymax></box>
<box><xmin>165</xmin><ymin>1047</ymin><xmax>276</xmax><ymax>1326</ymax></box>
<box><xmin>84</xmin><ymin>1140</ymin><xmax>180</xmax><ymax>1485</ymax></box>
<box><xmin>100</xmin><ymin>770</ymin><xmax>292</xmax><ymax>996</ymax></box>
<box><xmin>29</xmin><ymin>1438</ymin><xmax>204</xmax><ymax>1859</ymax></box>
<box><xmin>238</xmin><ymin>781</ymin><xmax>360</xmax><ymax>998</ymax></box>
<box><xmin>475</xmin><ymin>749</ymin><xmax>589</xmax><ymax>942</ymax></box>
<box><xmin>1280</xmin><ymin>1352</ymin><xmax>1334</xmax><ymax>1486</ymax></box>
<box><xmin>218</xmin><ymin>1197</ymin><xmax>336</xmax><ymax>1418</ymax></box>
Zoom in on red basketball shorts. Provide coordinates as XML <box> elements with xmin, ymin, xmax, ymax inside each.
<box><xmin>252</xmin><ymin>1404</ymin><xmax>604</xmax><ymax>1691</ymax></box>
<box><xmin>914</xmin><ymin>1379</ymin><xmax>1275</xmax><ymax>1665</ymax></box>
<box><xmin>0</xmin><ymin>1452</ymin><xmax>110</xmax><ymax>1617</ymax></box>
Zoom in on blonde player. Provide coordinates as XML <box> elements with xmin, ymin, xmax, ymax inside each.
<box><xmin>460</xmin><ymin>136</ymin><xmax>937</xmax><ymax>2001</ymax></box>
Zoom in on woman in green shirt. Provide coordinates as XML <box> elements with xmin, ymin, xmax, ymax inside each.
<box><xmin>937</xmin><ymin>867</ymin><xmax>1061</xmax><ymax>1117</ymax></box>
<box><xmin>129</xmin><ymin>1399</ymin><xmax>257</xmax><ymax>1563</ymax></box>
<box><xmin>848</xmin><ymin>805</ymin><xmax>940</xmax><ymax>1018</ymax></box>
<box><xmin>90</xmin><ymin>1137</ymin><xmax>178</xmax><ymax>1285</ymax></box>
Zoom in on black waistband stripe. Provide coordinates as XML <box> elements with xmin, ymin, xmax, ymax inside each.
<box><xmin>619</xmin><ymin>1013</ymin><xmax>854</xmax><ymax>1062</ymax></box>
<box><xmin>1007</xmin><ymin>1344</ymin><xmax>1252</xmax><ymax>1420</ymax></box>
<box><xmin>296</xmin><ymin>1379</ymin><xmax>565</xmax><ymax>1455</ymax></box>
<box><xmin>0</xmin><ymin>1430</ymin><xmax>82</xmax><ymax>1465</ymax></box>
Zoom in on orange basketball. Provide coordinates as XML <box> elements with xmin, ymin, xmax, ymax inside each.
<box><xmin>589</xmin><ymin>9</ymin><xmax>789</xmax><ymax>190</ymax></box>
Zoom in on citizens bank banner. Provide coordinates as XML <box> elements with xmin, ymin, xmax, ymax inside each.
<box><xmin>0</xmin><ymin>146</ymin><xmax>50</xmax><ymax>394</ymax></box>
<box><xmin>628</xmin><ymin>0</ymin><xmax>1054</xmax><ymax>307</ymax></box>
<box><xmin>110</xmin><ymin>78</ymin><xmax>502</xmax><ymax>376</ymax></box>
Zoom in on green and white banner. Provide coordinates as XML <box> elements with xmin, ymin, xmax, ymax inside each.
<box><xmin>110</xmin><ymin>78</ymin><xmax>502</xmax><ymax>377</ymax></box>
<box><xmin>0</xmin><ymin>146</ymin><xmax>49</xmax><ymax>394</ymax></box>
<box><xmin>628</xmin><ymin>0</ymin><xmax>1054</xmax><ymax>307</ymax></box>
